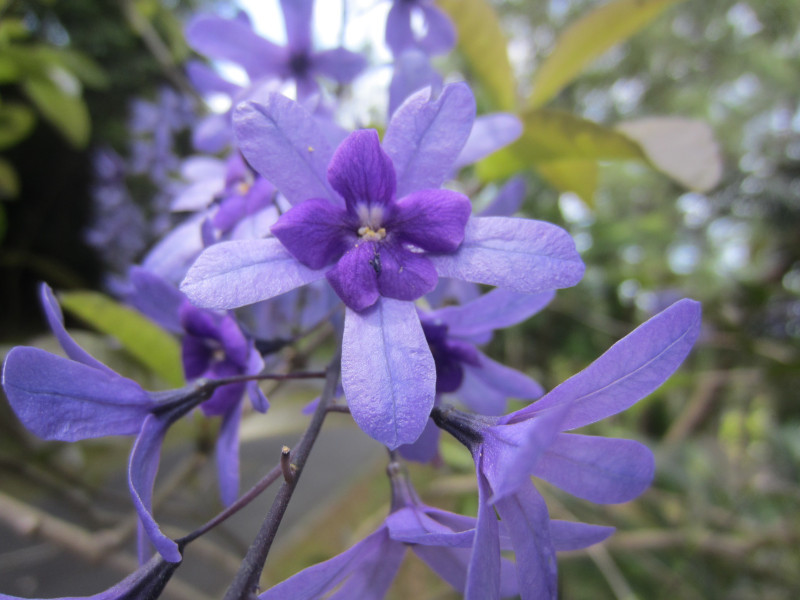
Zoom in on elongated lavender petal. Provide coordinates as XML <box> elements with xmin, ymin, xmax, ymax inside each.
<box><xmin>341</xmin><ymin>299</ymin><xmax>435</xmax><ymax>448</ymax></box>
<box><xmin>431</xmin><ymin>289</ymin><xmax>554</xmax><ymax>341</ymax></box>
<box><xmin>271</xmin><ymin>198</ymin><xmax>351</xmax><ymax>269</ymax></box>
<box><xmin>327</xmin><ymin>130</ymin><xmax>396</xmax><ymax>210</ymax></box>
<box><xmin>550</xmin><ymin>521</ymin><xmax>615</xmax><ymax>551</ymax></box>
<box><xmin>418</xmin><ymin>4</ymin><xmax>457</xmax><ymax>55</ymax></box>
<box><xmin>389</xmin><ymin>50</ymin><xmax>442</xmax><ymax>117</ymax></box>
<box><xmin>280</xmin><ymin>0</ymin><xmax>313</xmax><ymax>53</ymax></box>
<box><xmin>185</xmin><ymin>15</ymin><xmax>286</xmax><ymax>80</ymax></box>
<box><xmin>312</xmin><ymin>48</ymin><xmax>367</xmax><ymax>84</ymax></box>
<box><xmin>398</xmin><ymin>416</ymin><xmax>441</xmax><ymax>463</ymax></box>
<box><xmin>534</xmin><ymin>434</ymin><xmax>655</xmax><ymax>504</ymax></box>
<box><xmin>326</xmin><ymin>531</ymin><xmax>405</xmax><ymax>600</ymax></box>
<box><xmin>234</xmin><ymin>95</ymin><xmax>338</xmax><ymax>206</ymax></box>
<box><xmin>2</xmin><ymin>347</ymin><xmax>153</xmax><ymax>441</ymax></box>
<box><xmin>385</xmin><ymin>2</ymin><xmax>413</xmax><ymax>56</ymax></box>
<box><xmin>390</xmin><ymin>189</ymin><xmax>471</xmax><ymax>253</ymax></box>
<box><xmin>129</xmin><ymin>415</ymin><xmax>182</xmax><ymax>563</ymax></box>
<box><xmin>385</xmin><ymin>508</ymin><xmax>473</xmax><ymax>547</ymax></box>
<box><xmin>507</xmin><ymin>299</ymin><xmax>702</xmax><ymax>429</ymax></box>
<box><xmin>193</xmin><ymin>113</ymin><xmax>233</xmax><ymax>154</ymax></box>
<box><xmin>459</xmin><ymin>354</ymin><xmax>543</xmax><ymax>416</ymax></box>
<box><xmin>181</xmin><ymin>238</ymin><xmax>325</xmax><ymax>310</ymax></box>
<box><xmin>465</xmin><ymin>469</ymin><xmax>501</xmax><ymax>600</ymax></box>
<box><xmin>216</xmin><ymin>402</ymin><xmax>243</xmax><ymax>507</ymax></box>
<box><xmin>453</xmin><ymin>114</ymin><xmax>523</xmax><ymax>170</ymax></box>
<box><xmin>186</xmin><ymin>60</ymin><xmax>241</xmax><ymax>97</ymax></box>
<box><xmin>127</xmin><ymin>268</ymin><xmax>185</xmax><ymax>334</ymax></box>
<box><xmin>257</xmin><ymin>528</ymin><xmax>390</xmax><ymax>600</ymax></box>
<box><xmin>494</xmin><ymin>481</ymin><xmax>557</xmax><ymax>600</ymax></box>
<box><xmin>142</xmin><ymin>211</ymin><xmax>207</xmax><ymax>284</ymax></box>
<box><xmin>430</xmin><ymin>216</ymin><xmax>585</xmax><ymax>293</ymax></box>
<box><xmin>39</xmin><ymin>283</ymin><xmax>115</xmax><ymax>375</ymax></box>
<box><xmin>383</xmin><ymin>83</ymin><xmax>476</xmax><ymax>198</ymax></box>
<box><xmin>480</xmin><ymin>176</ymin><xmax>526</xmax><ymax>217</ymax></box>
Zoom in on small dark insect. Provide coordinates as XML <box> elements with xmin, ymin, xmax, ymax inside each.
<box><xmin>369</xmin><ymin>248</ymin><xmax>382</xmax><ymax>275</ymax></box>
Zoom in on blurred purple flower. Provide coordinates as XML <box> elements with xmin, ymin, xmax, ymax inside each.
<box><xmin>385</xmin><ymin>0</ymin><xmax>456</xmax><ymax>57</ymax></box>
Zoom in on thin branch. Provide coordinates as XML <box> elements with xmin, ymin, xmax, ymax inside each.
<box><xmin>222</xmin><ymin>353</ymin><xmax>341</xmax><ymax>600</ymax></box>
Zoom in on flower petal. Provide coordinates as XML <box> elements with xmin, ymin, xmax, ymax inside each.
<box><xmin>181</xmin><ymin>238</ymin><xmax>325</xmax><ymax>310</ymax></box>
<box><xmin>418</xmin><ymin>4</ymin><xmax>457</xmax><ymax>55</ymax></box>
<box><xmin>389</xmin><ymin>50</ymin><xmax>442</xmax><ymax>117</ymax></box>
<box><xmin>383</xmin><ymin>83</ymin><xmax>476</xmax><ymax>198</ymax></box>
<box><xmin>312</xmin><ymin>48</ymin><xmax>367</xmax><ymax>84</ymax></box>
<box><xmin>390</xmin><ymin>189</ymin><xmax>471</xmax><ymax>253</ymax></box>
<box><xmin>494</xmin><ymin>481</ymin><xmax>558</xmax><ymax>600</ymax></box>
<box><xmin>398</xmin><ymin>416</ymin><xmax>441</xmax><ymax>463</ymax></box>
<box><xmin>385</xmin><ymin>2</ymin><xmax>413</xmax><ymax>56</ymax></box>
<box><xmin>479</xmin><ymin>176</ymin><xmax>526</xmax><ymax>217</ymax></box>
<box><xmin>508</xmin><ymin>299</ymin><xmax>702</xmax><ymax>429</ymax></box>
<box><xmin>185</xmin><ymin>15</ymin><xmax>286</xmax><ymax>81</ymax></box>
<box><xmin>234</xmin><ymin>95</ymin><xmax>338</xmax><ymax>206</ymax></box>
<box><xmin>550</xmin><ymin>521</ymin><xmax>615</xmax><ymax>552</ymax></box>
<box><xmin>127</xmin><ymin>268</ymin><xmax>185</xmax><ymax>334</ymax></box>
<box><xmin>458</xmin><ymin>353</ymin><xmax>543</xmax><ymax>416</ymax></box>
<box><xmin>129</xmin><ymin>415</ymin><xmax>182</xmax><ymax>563</ymax></box>
<box><xmin>2</xmin><ymin>347</ymin><xmax>153</xmax><ymax>441</ymax></box>
<box><xmin>328</xmin><ymin>130</ymin><xmax>396</xmax><ymax>211</ymax></box>
<box><xmin>453</xmin><ymin>114</ymin><xmax>523</xmax><ymax>171</ymax></box>
<box><xmin>534</xmin><ymin>434</ymin><xmax>655</xmax><ymax>504</ymax></box>
<box><xmin>341</xmin><ymin>299</ymin><xmax>436</xmax><ymax>449</ymax></box>
<box><xmin>216</xmin><ymin>402</ymin><xmax>243</xmax><ymax>507</ymax></box>
<box><xmin>465</xmin><ymin>469</ymin><xmax>501</xmax><ymax>600</ymax></box>
<box><xmin>430</xmin><ymin>216</ymin><xmax>585</xmax><ymax>293</ymax></box>
<box><xmin>280</xmin><ymin>0</ymin><xmax>313</xmax><ymax>53</ymax></box>
<box><xmin>376</xmin><ymin>243</ymin><xmax>438</xmax><ymax>302</ymax></box>
<box><xmin>271</xmin><ymin>198</ymin><xmax>352</xmax><ymax>269</ymax></box>
<box><xmin>325</xmin><ymin>241</ymin><xmax>380</xmax><ymax>312</ymax></box>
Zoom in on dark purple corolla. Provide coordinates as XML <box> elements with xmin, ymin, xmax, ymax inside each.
<box><xmin>181</xmin><ymin>84</ymin><xmax>584</xmax><ymax>449</ymax></box>
<box><xmin>431</xmin><ymin>299</ymin><xmax>702</xmax><ymax>599</ymax></box>
<box><xmin>186</xmin><ymin>0</ymin><xmax>365</xmax><ymax>103</ymax></box>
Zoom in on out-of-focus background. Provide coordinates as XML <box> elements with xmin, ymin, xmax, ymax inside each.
<box><xmin>1</xmin><ymin>0</ymin><xmax>799</xmax><ymax>598</ymax></box>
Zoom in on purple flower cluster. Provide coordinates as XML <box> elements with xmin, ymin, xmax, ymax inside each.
<box><xmin>0</xmin><ymin>2</ymin><xmax>703</xmax><ymax>599</ymax></box>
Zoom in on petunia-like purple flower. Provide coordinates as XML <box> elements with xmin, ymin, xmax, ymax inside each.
<box><xmin>385</xmin><ymin>0</ymin><xmax>456</xmax><ymax>57</ymax></box>
<box><xmin>0</xmin><ymin>552</ymin><xmax>181</xmax><ymax>600</ymax></box>
<box><xmin>431</xmin><ymin>298</ymin><xmax>702</xmax><ymax>599</ymax></box>
<box><xmin>257</xmin><ymin>461</ymin><xmax>520</xmax><ymax>599</ymax></box>
<box><xmin>0</xmin><ymin>284</ymin><xmax>256</xmax><ymax>563</ymax></box>
<box><xmin>186</xmin><ymin>0</ymin><xmax>366</xmax><ymax>104</ymax></box>
<box><xmin>181</xmin><ymin>84</ymin><xmax>584</xmax><ymax>449</ymax></box>
<box><xmin>126</xmin><ymin>267</ymin><xmax>268</xmax><ymax>507</ymax></box>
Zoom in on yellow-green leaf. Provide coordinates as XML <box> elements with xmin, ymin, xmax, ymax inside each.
<box><xmin>536</xmin><ymin>160</ymin><xmax>599</xmax><ymax>205</ymax></box>
<box><xmin>22</xmin><ymin>73</ymin><xmax>90</xmax><ymax>148</ymax></box>
<box><xmin>529</xmin><ymin>0</ymin><xmax>686</xmax><ymax>108</ymax></box>
<box><xmin>475</xmin><ymin>146</ymin><xmax>527</xmax><ymax>181</ymax></box>
<box><xmin>437</xmin><ymin>0</ymin><xmax>516</xmax><ymax>111</ymax></box>
<box><xmin>0</xmin><ymin>101</ymin><xmax>36</xmax><ymax>149</ymax></box>
<box><xmin>59</xmin><ymin>291</ymin><xmax>185</xmax><ymax>387</ymax></box>
<box><xmin>0</xmin><ymin>157</ymin><xmax>19</xmax><ymax>198</ymax></box>
<box><xmin>617</xmin><ymin>117</ymin><xmax>723</xmax><ymax>191</ymax></box>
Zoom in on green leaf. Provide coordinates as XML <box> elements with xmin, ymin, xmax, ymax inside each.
<box><xmin>536</xmin><ymin>160</ymin><xmax>599</xmax><ymax>206</ymax></box>
<box><xmin>617</xmin><ymin>117</ymin><xmax>723</xmax><ymax>191</ymax></box>
<box><xmin>59</xmin><ymin>291</ymin><xmax>185</xmax><ymax>388</ymax></box>
<box><xmin>0</xmin><ymin>204</ymin><xmax>6</xmax><ymax>243</ymax></box>
<box><xmin>39</xmin><ymin>47</ymin><xmax>109</xmax><ymax>89</ymax></box>
<box><xmin>529</xmin><ymin>0</ymin><xmax>686</xmax><ymax>107</ymax></box>
<box><xmin>22</xmin><ymin>73</ymin><xmax>90</xmax><ymax>148</ymax></box>
<box><xmin>0</xmin><ymin>55</ymin><xmax>20</xmax><ymax>84</ymax></box>
<box><xmin>0</xmin><ymin>157</ymin><xmax>19</xmax><ymax>198</ymax></box>
<box><xmin>0</xmin><ymin>101</ymin><xmax>36</xmax><ymax>149</ymax></box>
<box><xmin>437</xmin><ymin>0</ymin><xmax>516</xmax><ymax>111</ymax></box>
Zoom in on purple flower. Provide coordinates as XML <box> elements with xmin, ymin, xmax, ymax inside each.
<box><xmin>386</xmin><ymin>0</ymin><xmax>457</xmax><ymax>57</ymax></box>
<box><xmin>186</xmin><ymin>0</ymin><xmax>366</xmax><ymax>104</ymax></box>
<box><xmin>432</xmin><ymin>299</ymin><xmax>702</xmax><ymax>599</ymax></box>
<box><xmin>181</xmin><ymin>84</ymin><xmax>584</xmax><ymax>449</ymax></box>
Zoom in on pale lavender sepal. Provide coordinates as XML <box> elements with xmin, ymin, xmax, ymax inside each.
<box><xmin>186</xmin><ymin>60</ymin><xmax>241</xmax><ymax>97</ymax></box>
<box><xmin>2</xmin><ymin>347</ymin><xmax>154</xmax><ymax>441</ymax></box>
<box><xmin>192</xmin><ymin>113</ymin><xmax>233</xmax><ymax>154</ymax></box>
<box><xmin>326</xmin><ymin>531</ymin><xmax>405</xmax><ymax>600</ymax></box>
<box><xmin>385</xmin><ymin>508</ymin><xmax>473</xmax><ymax>547</ymax></box>
<box><xmin>398</xmin><ymin>416</ymin><xmax>440</xmax><ymax>463</ymax></box>
<box><xmin>234</xmin><ymin>95</ymin><xmax>338</xmax><ymax>206</ymax></box>
<box><xmin>481</xmin><ymin>176</ymin><xmax>526</xmax><ymax>217</ymax></box>
<box><xmin>216</xmin><ymin>402</ymin><xmax>243</xmax><ymax>507</ymax></box>
<box><xmin>385</xmin><ymin>2</ymin><xmax>413</xmax><ymax>56</ymax></box>
<box><xmin>494</xmin><ymin>481</ymin><xmax>557</xmax><ymax>600</ymax></box>
<box><xmin>180</xmin><ymin>238</ymin><xmax>326</xmax><ymax>310</ymax></box>
<box><xmin>458</xmin><ymin>354</ymin><xmax>543</xmax><ymax>416</ymax></box>
<box><xmin>431</xmin><ymin>288</ymin><xmax>554</xmax><ymax>341</ymax></box>
<box><xmin>142</xmin><ymin>211</ymin><xmax>208</xmax><ymax>284</ymax></box>
<box><xmin>127</xmin><ymin>267</ymin><xmax>185</xmax><ymax>334</ymax></box>
<box><xmin>341</xmin><ymin>299</ymin><xmax>436</xmax><ymax>449</ymax></box>
<box><xmin>313</xmin><ymin>48</ymin><xmax>368</xmax><ymax>84</ymax></box>
<box><xmin>534</xmin><ymin>434</ymin><xmax>655</xmax><ymax>504</ymax></box>
<box><xmin>453</xmin><ymin>114</ymin><xmax>523</xmax><ymax>170</ymax></box>
<box><xmin>257</xmin><ymin>528</ymin><xmax>388</xmax><ymax>600</ymax></box>
<box><xmin>185</xmin><ymin>15</ymin><xmax>286</xmax><ymax>80</ymax></box>
<box><xmin>382</xmin><ymin>83</ymin><xmax>476</xmax><ymax>198</ymax></box>
<box><xmin>430</xmin><ymin>216</ymin><xmax>585</xmax><ymax>293</ymax></box>
<box><xmin>280</xmin><ymin>0</ymin><xmax>313</xmax><ymax>53</ymax></box>
<box><xmin>388</xmin><ymin>50</ymin><xmax>442</xmax><ymax>117</ymax></box>
<box><xmin>550</xmin><ymin>520</ymin><xmax>615</xmax><ymax>551</ymax></box>
<box><xmin>418</xmin><ymin>3</ymin><xmax>457</xmax><ymax>55</ymax></box>
<box><xmin>465</xmin><ymin>469</ymin><xmax>501</xmax><ymax>600</ymax></box>
<box><xmin>39</xmin><ymin>283</ymin><xmax>115</xmax><ymax>375</ymax></box>
<box><xmin>129</xmin><ymin>415</ymin><xmax>182</xmax><ymax>563</ymax></box>
<box><xmin>508</xmin><ymin>299</ymin><xmax>702</xmax><ymax>429</ymax></box>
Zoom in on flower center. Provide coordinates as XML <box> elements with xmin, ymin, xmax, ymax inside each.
<box><xmin>358</xmin><ymin>225</ymin><xmax>386</xmax><ymax>241</ymax></box>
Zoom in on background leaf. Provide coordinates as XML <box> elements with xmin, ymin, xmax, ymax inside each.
<box><xmin>617</xmin><ymin>117</ymin><xmax>723</xmax><ymax>191</ymax></box>
<box><xmin>536</xmin><ymin>160</ymin><xmax>599</xmax><ymax>205</ymax></box>
<box><xmin>59</xmin><ymin>291</ymin><xmax>185</xmax><ymax>388</ymax></box>
<box><xmin>437</xmin><ymin>0</ymin><xmax>516</xmax><ymax>111</ymax></box>
<box><xmin>0</xmin><ymin>157</ymin><xmax>19</xmax><ymax>199</ymax></box>
<box><xmin>528</xmin><ymin>0</ymin><xmax>686</xmax><ymax>107</ymax></box>
<box><xmin>22</xmin><ymin>73</ymin><xmax>91</xmax><ymax>148</ymax></box>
